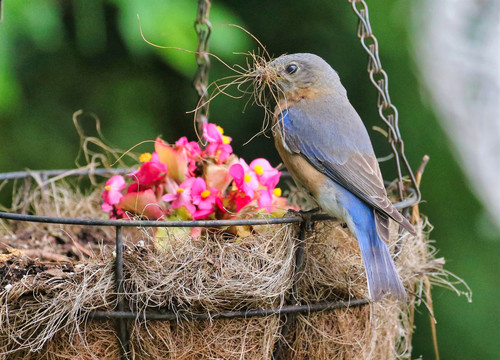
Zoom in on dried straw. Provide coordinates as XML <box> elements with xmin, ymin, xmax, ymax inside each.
<box><xmin>0</xmin><ymin>178</ymin><xmax>464</xmax><ymax>360</ymax></box>
<box><xmin>129</xmin><ymin>317</ymin><xmax>281</xmax><ymax>359</ymax></box>
<box><xmin>123</xmin><ymin>225</ymin><xmax>296</xmax><ymax>314</ymax></box>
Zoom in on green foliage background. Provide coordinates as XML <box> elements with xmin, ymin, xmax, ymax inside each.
<box><xmin>0</xmin><ymin>1</ymin><xmax>498</xmax><ymax>358</ymax></box>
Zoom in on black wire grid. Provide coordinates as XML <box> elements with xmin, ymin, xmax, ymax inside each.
<box><xmin>0</xmin><ymin>169</ymin><xmax>416</xmax><ymax>359</ymax></box>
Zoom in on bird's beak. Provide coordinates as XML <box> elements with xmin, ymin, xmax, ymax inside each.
<box><xmin>247</xmin><ymin>63</ymin><xmax>279</xmax><ymax>90</ymax></box>
<box><xmin>247</xmin><ymin>68</ymin><xmax>268</xmax><ymax>89</ymax></box>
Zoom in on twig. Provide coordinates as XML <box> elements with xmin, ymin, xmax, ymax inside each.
<box><xmin>411</xmin><ymin>154</ymin><xmax>439</xmax><ymax>360</ymax></box>
<box><xmin>18</xmin><ymin>249</ymin><xmax>73</xmax><ymax>263</ymax></box>
<box><xmin>411</xmin><ymin>155</ymin><xmax>429</xmax><ymax>223</ymax></box>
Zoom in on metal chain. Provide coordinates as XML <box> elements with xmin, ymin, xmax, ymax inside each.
<box><xmin>349</xmin><ymin>0</ymin><xmax>421</xmax><ymax>204</ymax></box>
<box><xmin>193</xmin><ymin>0</ymin><xmax>212</xmax><ymax>137</ymax></box>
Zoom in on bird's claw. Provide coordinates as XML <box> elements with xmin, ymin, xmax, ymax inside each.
<box><xmin>285</xmin><ymin>207</ymin><xmax>321</xmax><ymax>231</ymax></box>
<box><xmin>285</xmin><ymin>207</ymin><xmax>321</xmax><ymax>217</ymax></box>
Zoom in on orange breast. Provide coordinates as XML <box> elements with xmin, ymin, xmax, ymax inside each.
<box><xmin>273</xmin><ymin>132</ymin><xmax>326</xmax><ymax>197</ymax></box>
<box><xmin>274</xmin><ymin>86</ymin><xmax>322</xmax><ymax>112</ymax></box>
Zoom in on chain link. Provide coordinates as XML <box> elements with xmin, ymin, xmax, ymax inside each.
<box><xmin>349</xmin><ymin>0</ymin><xmax>421</xmax><ymax>204</ymax></box>
<box><xmin>193</xmin><ymin>0</ymin><xmax>212</xmax><ymax>137</ymax></box>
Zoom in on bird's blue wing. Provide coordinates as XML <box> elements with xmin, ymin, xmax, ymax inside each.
<box><xmin>278</xmin><ymin>104</ymin><xmax>415</xmax><ymax>234</ymax></box>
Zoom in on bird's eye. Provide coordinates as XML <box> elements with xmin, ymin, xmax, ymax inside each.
<box><xmin>285</xmin><ymin>64</ymin><xmax>298</xmax><ymax>74</ymax></box>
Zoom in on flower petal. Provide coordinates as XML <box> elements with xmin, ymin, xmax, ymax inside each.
<box><xmin>155</xmin><ymin>137</ymin><xmax>188</xmax><ymax>183</ymax></box>
<box><xmin>203</xmin><ymin>123</ymin><xmax>223</xmax><ymax>143</ymax></box>
<box><xmin>229</xmin><ymin>163</ymin><xmax>245</xmax><ymax>187</ymax></box>
<box><xmin>119</xmin><ymin>189</ymin><xmax>165</xmax><ymax>220</ymax></box>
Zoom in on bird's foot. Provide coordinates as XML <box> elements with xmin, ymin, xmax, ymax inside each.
<box><xmin>300</xmin><ymin>207</ymin><xmax>321</xmax><ymax>215</ymax></box>
<box><xmin>285</xmin><ymin>207</ymin><xmax>321</xmax><ymax>231</ymax></box>
<box><xmin>285</xmin><ymin>207</ymin><xmax>321</xmax><ymax>217</ymax></box>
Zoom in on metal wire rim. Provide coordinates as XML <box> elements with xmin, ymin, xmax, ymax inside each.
<box><xmin>90</xmin><ymin>299</ymin><xmax>370</xmax><ymax>322</ymax></box>
<box><xmin>0</xmin><ymin>168</ymin><xmax>417</xmax><ymax>226</ymax></box>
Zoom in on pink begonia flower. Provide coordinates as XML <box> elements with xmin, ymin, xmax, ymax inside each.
<box><xmin>203</xmin><ymin>123</ymin><xmax>224</xmax><ymax>143</ymax></box>
<box><xmin>118</xmin><ymin>189</ymin><xmax>165</xmax><ymax>220</ymax></box>
<box><xmin>248</xmin><ymin>158</ymin><xmax>281</xmax><ymax>190</ymax></box>
<box><xmin>216</xmin><ymin>191</ymin><xmax>251</xmax><ymax>213</ymax></box>
<box><xmin>128</xmin><ymin>152</ymin><xmax>167</xmax><ymax>187</ymax></box>
<box><xmin>229</xmin><ymin>159</ymin><xmax>260</xmax><ymax>198</ymax></box>
<box><xmin>191</xmin><ymin>177</ymin><xmax>218</xmax><ymax>211</ymax></box>
<box><xmin>102</xmin><ymin>175</ymin><xmax>126</xmax><ymax>212</ymax></box>
<box><xmin>202</xmin><ymin>123</ymin><xmax>233</xmax><ymax>163</ymax></box>
<box><xmin>175</xmin><ymin>136</ymin><xmax>202</xmax><ymax>174</ymax></box>
<box><xmin>175</xmin><ymin>136</ymin><xmax>202</xmax><ymax>158</ymax></box>
<box><xmin>233</xmin><ymin>192</ymin><xmax>252</xmax><ymax>212</ymax></box>
<box><xmin>126</xmin><ymin>182</ymin><xmax>139</xmax><ymax>194</ymax></box>
<box><xmin>256</xmin><ymin>188</ymin><xmax>273</xmax><ymax>208</ymax></box>
<box><xmin>162</xmin><ymin>177</ymin><xmax>196</xmax><ymax>216</ymax></box>
<box><xmin>228</xmin><ymin>158</ymin><xmax>284</xmax><ymax>212</ymax></box>
<box><xmin>192</xmin><ymin>207</ymin><xmax>214</xmax><ymax>220</ymax></box>
<box><xmin>155</xmin><ymin>137</ymin><xmax>189</xmax><ymax>183</ymax></box>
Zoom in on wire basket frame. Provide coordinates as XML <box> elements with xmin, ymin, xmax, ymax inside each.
<box><xmin>0</xmin><ymin>168</ymin><xmax>415</xmax><ymax>359</ymax></box>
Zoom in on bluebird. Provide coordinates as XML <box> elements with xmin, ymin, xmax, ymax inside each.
<box><xmin>256</xmin><ymin>53</ymin><xmax>416</xmax><ymax>301</ymax></box>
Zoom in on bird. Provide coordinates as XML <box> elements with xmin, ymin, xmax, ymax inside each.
<box><xmin>255</xmin><ymin>53</ymin><xmax>416</xmax><ymax>301</ymax></box>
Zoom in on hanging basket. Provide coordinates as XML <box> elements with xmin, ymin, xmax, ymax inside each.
<box><xmin>0</xmin><ymin>169</ymin><xmax>442</xmax><ymax>360</ymax></box>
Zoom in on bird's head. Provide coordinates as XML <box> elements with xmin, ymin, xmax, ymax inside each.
<box><xmin>251</xmin><ymin>53</ymin><xmax>344</xmax><ymax>104</ymax></box>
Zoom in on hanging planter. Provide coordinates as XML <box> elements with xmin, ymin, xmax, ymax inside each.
<box><xmin>0</xmin><ymin>168</ymin><xmax>443</xmax><ymax>360</ymax></box>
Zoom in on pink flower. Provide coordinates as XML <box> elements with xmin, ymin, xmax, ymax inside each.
<box><xmin>216</xmin><ymin>190</ymin><xmax>252</xmax><ymax>213</ymax></box>
<box><xmin>256</xmin><ymin>188</ymin><xmax>273</xmax><ymax>208</ymax></box>
<box><xmin>102</xmin><ymin>175</ymin><xmax>126</xmax><ymax>212</ymax></box>
<box><xmin>119</xmin><ymin>189</ymin><xmax>166</xmax><ymax>220</ymax></box>
<box><xmin>101</xmin><ymin>123</ymin><xmax>294</xmax><ymax>223</ymax></box>
<box><xmin>232</xmin><ymin>192</ymin><xmax>252</xmax><ymax>212</ymax></box>
<box><xmin>191</xmin><ymin>177</ymin><xmax>218</xmax><ymax>211</ymax></box>
<box><xmin>175</xmin><ymin>136</ymin><xmax>202</xmax><ymax>159</ymax></box>
<box><xmin>175</xmin><ymin>136</ymin><xmax>202</xmax><ymax>174</ymax></box>
<box><xmin>162</xmin><ymin>177</ymin><xmax>219</xmax><ymax>220</ymax></box>
<box><xmin>202</xmin><ymin>123</ymin><xmax>233</xmax><ymax>163</ymax></box>
<box><xmin>155</xmin><ymin>137</ymin><xmax>189</xmax><ymax>183</ymax></box>
<box><xmin>229</xmin><ymin>159</ymin><xmax>260</xmax><ymax>198</ymax></box>
<box><xmin>271</xmin><ymin>188</ymin><xmax>289</xmax><ymax>206</ymax></box>
<box><xmin>248</xmin><ymin>158</ymin><xmax>281</xmax><ymax>190</ymax></box>
<box><xmin>128</xmin><ymin>152</ymin><xmax>167</xmax><ymax>187</ymax></box>
<box><xmin>203</xmin><ymin>123</ymin><xmax>224</xmax><ymax>143</ymax></box>
<box><xmin>162</xmin><ymin>177</ymin><xmax>196</xmax><ymax>216</ymax></box>
<box><xmin>192</xmin><ymin>207</ymin><xmax>214</xmax><ymax>220</ymax></box>
<box><xmin>228</xmin><ymin>158</ymin><xmax>284</xmax><ymax>212</ymax></box>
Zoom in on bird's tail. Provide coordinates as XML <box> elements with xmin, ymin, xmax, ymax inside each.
<box><xmin>357</xmin><ymin>229</ymin><xmax>407</xmax><ymax>302</ymax></box>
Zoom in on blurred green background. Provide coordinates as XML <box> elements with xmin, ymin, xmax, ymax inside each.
<box><xmin>0</xmin><ymin>1</ymin><xmax>498</xmax><ymax>358</ymax></box>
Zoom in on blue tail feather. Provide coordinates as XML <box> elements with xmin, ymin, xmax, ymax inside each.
<box><xmin>337</xmin><ymin>186</ymin><xmax>407</xmax><ymax>301</ymax></box>
<box><xmin>356</xmin><ymin>228</ymin><xmax>407</xmax><ymax>301</ymax></box>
